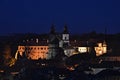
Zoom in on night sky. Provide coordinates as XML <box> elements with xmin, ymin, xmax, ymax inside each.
<box><xmin>0</xmin><ymin>0</ymin><xmax>120</xmax><ymax>35</ymax></box>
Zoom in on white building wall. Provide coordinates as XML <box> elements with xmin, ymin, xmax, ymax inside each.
<box><xmin>78</xmin><ymin>47</ymin><xmax>89</xmax><ymax>53</ymax></box>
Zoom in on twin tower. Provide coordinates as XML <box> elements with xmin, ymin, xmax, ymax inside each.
<box><xmin>49</xmin><ymin>24</ymin><xmax>70</xmax><ymax>47</ymax></box>
<box><xmin>47</xmin><ymin>24</ymin><xmax>70</xmax><ymax>59</ymax></box>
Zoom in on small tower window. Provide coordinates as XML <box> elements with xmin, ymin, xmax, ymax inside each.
<box><xmin>65</xmin><ymin>37</ymin><xmax>67</xmax><ymax>40</ymax></box>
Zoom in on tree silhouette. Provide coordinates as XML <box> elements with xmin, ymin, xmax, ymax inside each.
<box><xmin>3</xmin><ymin>45</ymin><xmax>12</xmax><ymax>66</ymax></box>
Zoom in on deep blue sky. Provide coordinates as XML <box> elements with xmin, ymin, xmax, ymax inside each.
<box><xmin>0</xmin><ymin>0</ymin><xmax>120</xmax><ymax>35</ymax></box>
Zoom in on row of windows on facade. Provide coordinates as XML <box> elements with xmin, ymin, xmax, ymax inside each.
<box><xmin>27</xmin><ymin>51</ymin><xmax>47</xmax><ymax>54</ymax></box>
<box><xmin>28</xmin><ymin>56</ymin><xmax>46</xmax><ymax>59</ymax></box>
<box><xmin>19</xmin><ymin>47</ymin><xmax>48</xmax><ymax>50</ymax></box>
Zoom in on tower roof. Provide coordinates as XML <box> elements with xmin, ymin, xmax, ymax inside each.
<box><xmin>63</xmin><ymin>24</ymin><xmax>69</xmax><ymax>34</ymax></box>
<box><xmin>49</xmin><ymin>36</ymin><xmax>59</xmax><ymax>44</ymax></box>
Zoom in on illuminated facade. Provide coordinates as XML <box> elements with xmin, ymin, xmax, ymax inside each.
<box><xmin>17</xmin><ymin>45</ymin><xmax>48</xmax><ymax>60</ymax></box>
<box><xmin>17</xmin><ymin>39</ymin><xmax>48</xmax><ymax>60</ymax></box>
<box><xmin>26</xmin><ymin>46</ymin><xmax>48</xmax><ymax>59</ymax></box>
<box><xmin>77</xmin><ymin>41</ymin><xmax>107</xmax><ymax>56</ymax></box>
<box><xmin>95</xmin><ymin>41</ymin><xmax>107</xmax><ymax>56</ymax></box>
<box><xmin>29</xmin><ymin>46</ymin><xmax>48</xmax><ymax>59</ymax></box>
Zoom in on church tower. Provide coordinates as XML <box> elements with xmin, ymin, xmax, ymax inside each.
<box><xmin>62</xmin><ymin>24</ymin><xmax>69</xmax><ymax>47</ymax></box>
<box><xmin>49</xmin><ymin>24</ymin><xmax>56</xmax><ymax>43</ymax></box>
<box><xmin>49</xmin><ymin>24</ymin><xmax>56</xmax><ymax>38</ymax></box>
<box><xmin>47</xmin><ymin>24</ymin><xmax>60</xmax><ymax>59</ymax></box>
<box><xmin>47</xmin><ymin>37</ymin><xmax>60</xmax><ymax>59</ymax></box>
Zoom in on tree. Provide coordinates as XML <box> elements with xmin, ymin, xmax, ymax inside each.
<box><xmin>3</xmin><ymin>45</ymin><xmax>12</xmax><ymax>66</ymax></box>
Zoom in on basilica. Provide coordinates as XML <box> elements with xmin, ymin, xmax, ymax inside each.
<box><xmin>16</xmin><ymin>24</ymin><xmax>107</xmax><ymax>60</ymax></box>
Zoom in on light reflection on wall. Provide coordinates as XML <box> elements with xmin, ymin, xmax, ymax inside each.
<box><xmin>18</xmin><ymin>46</ymin><xmax>48</xmax><ymax>60</ymax></box>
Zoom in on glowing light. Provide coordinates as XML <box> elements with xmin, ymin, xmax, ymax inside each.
<box><xmin>15</xmin><ymin>50</ymin><xmax>18</xmax><ymax>60</ymax></box>
<box><xmin>78</xmin><ymin>47</ymin><xmax>88</xmax><ymax>53</ymax></box>
<box><xmin>95</xmin><ymin>42</ymin><xmax>107</xmax><ymax>56</ymax></box>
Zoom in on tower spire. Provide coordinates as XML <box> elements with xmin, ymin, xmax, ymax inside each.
<box><xmin>63</xmin><ymin>24</ymin><xmax>69</xmax><ymax>34</ymax></box>
<box><xmin>103</xmin><ymin>26</ymin><xmax>107</xmax><ymax>47</ymax></box>
<box><xmin>104</xmin><ymin>26</ymin><xmax>107</xmax><ymax>40</ymax></box>
<box><xmin>50</xmin><ymin>24</ymin><xmax>56</xmax><ymax>34</ymax></box>
<box><xmin>62</xmin><ymin>24</ymin><xmax>70</xmax><ymax>47</ymax></box>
